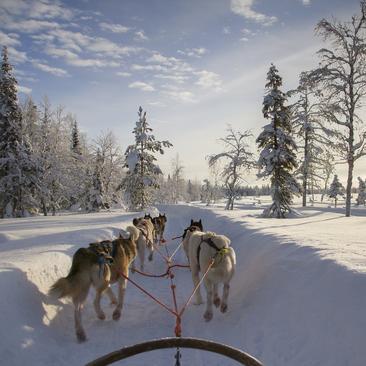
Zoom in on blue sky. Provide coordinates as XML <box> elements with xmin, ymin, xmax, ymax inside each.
<box><xmin>0</xmin><ymin>0</ymin><xmax>364</xmax><ymax>184</ymax></box>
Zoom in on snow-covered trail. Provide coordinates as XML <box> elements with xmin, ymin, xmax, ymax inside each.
<box><xmin>0</xmin><ymin>204</ymin><xmax>366</xmax><ymax>365</ymax></box>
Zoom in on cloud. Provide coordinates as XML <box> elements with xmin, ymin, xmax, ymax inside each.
<box><xmin>45</xmin><ymin>46</ymin><xmax>120</xmax><ymax>68</ymax></box>
<box><xmin>0</xmin><ymin>31</ymin><xmax>21</xmax><ymax>46</ymax></box>
<box><xmin>128</xmin><ymin>81</ymin><xmax>155</xmax><ymax>91</ymax></box>
<box><xmin>223</xmin><ymin>26</ymin><xmax>231</xmax><ymax>35</ymax></box>
<box><xmin>0</xmin><ymin>17</ymin><xmax>61</xmax><ymax>33</ymax></box>
<box><xmin>28</xmin><ymin>0</ymin><xmax>74</xmax><ymax>20</ymax></box>
<box><xmin>116</xmin><ymin>71</ymin><xmax>131</xmax><ymax>77</ymax></box>
<box><xmin>134</xmin><ymin>30</ymin><xmax>148</xmax><ymax>41</ymax></box>
<box><xmin>301</xmin><ymin>0</ymin><xmax>311</xmax><ymax>5</ymax></box>
<box><xmin>32</xmin><ymin>61</ymin><xmax>70</xmax><ymax>77</ymax></box>
<box><xmin>132</xmin><ymin>64</ymin><xmax>167</xmax><ymax>72</ymax></box>
<box><xmin>164</xmin><ymin>90</ymin><xmax>196</xmax><ymax>103</ymax></box>
<box><xmin>177</xmin><ymin>47</ymin><xmax>207</xmax><ymax>58</ymax></box>
<box><xmin>230</xmin><ymin>0</ymin><xmax>277</xmax><ymax>26</ymax></box>
<box><xmin>8</xmin><ymin>47</ymin><xmax>28</xmax><ymax>63</ymax></box>
<box><xmin>17</xmin><ymin>85</ymin><xmax>32</xmax><ymax>94</ymax></box>
<box><xmin>195</xmin><ymin>70</ymin><xmax>223</xmax><ymax>91</ymax></box>
<box><xmin>154</xmin><ymin>74</ymin><xmax>188</xmax><ymax>84</ymax></box>
<box><xmin>99</xmin><ymin>22</ymin><xmax>130</xmax><ymax>33</ymax></box>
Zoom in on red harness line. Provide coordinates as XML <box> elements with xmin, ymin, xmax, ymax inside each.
<box><xmin>117</xmin><ymin>258</ymin><xmax>215</xmax><ymax>337</ymax></box>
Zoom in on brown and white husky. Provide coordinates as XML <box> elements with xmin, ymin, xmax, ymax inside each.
<box><xmin>49</xmin><ymin>226</ymin><xmax>139</xmax><ymax>342</ymax></box>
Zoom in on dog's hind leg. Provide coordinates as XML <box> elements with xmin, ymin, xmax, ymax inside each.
<box><xmin>147</xmin><ymin>244</ymin><xmax>153</xmax><ymax>261</ymax></box>
<box><xmin>191</xmin><ymin>266</ymin><xmax>203</xmax><ymax>305</ymax></box>
<box><xmin>73</xmin><ymin>282</ymin><xmax>90</xmax><ymax>342</ymax></box>
<box><xmin>105</xmin><ymin>286</ymin><xmax>117</xmax><ymax>305</ymax></box>
<box><xmin>91</xmin><ymin>265</ymin><xmax>111</xmax><ymax>320</ymax></box>
<box><xmin>220</xmin><ymin>283</ymin><xmax>230</xmax><ymax>313</ymax></box>
<box><xmin>113</xmin><ymin>275</ymin><xmax>127</xmax><ymax>320</ymax></box>
<box><xmin>137</xmin><ymin>238</ymin><xmax>145</xmax><ymax>271</ymax></box>
<box><xmin>203</xmin><ymin>278</ymin><xmax>214</xmax><ymax>322</ymax></box>
<box><xmin>213</xmin><ymin>284</ymin><xmax>221</xmax><ymax>308</ymax></box>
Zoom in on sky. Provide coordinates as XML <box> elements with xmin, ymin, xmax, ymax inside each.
<box><xmin>0</xmin><ymin>0</ymin><xmax>365</xmax><ymax>185</ymax></box>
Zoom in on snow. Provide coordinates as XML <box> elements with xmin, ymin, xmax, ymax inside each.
<box><xmin>0</xmin><ymin>199</ymin><xmax>366</xmax><ymax>365</ymax></box>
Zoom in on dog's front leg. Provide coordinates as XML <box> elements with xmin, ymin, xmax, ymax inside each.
<box><xmin>213</xmin><ymin>284</ymin><xmax>221</xmax><ymax>307</ymax></box>
<box><xmin>220</xmin><ymin>283</ymin><xmax>230</xmax><ymax>313</ymax></box>
<box><xmin>191</xmin><ymin>266</ymin><xmax>203</xmax><ymax>305</ymax></box>
<box><xmin>113</xmin><ymin>276</ymin><xmax>127</xmax><ymax>320</ymax></box>
<box><xmin>203</xmin><ymin>279</ymin><xmax>214</xmax><ymax>321</ymax></box>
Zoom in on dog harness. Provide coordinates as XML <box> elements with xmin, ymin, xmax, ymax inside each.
<box><xmin>89</xmin><ymin>240</ymin><xmax>117</xmax><ymax>278</ymax></box>
<box><xmin>196</xmin><ymin>237</ymin><xmax>229</xmax><ymax>270</ymax></box>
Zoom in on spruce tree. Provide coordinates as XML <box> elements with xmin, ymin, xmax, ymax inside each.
<box><xmin>121</xmin><ymin>106</ymin><xmax>172</xmax><ymax>210</ymax></box>
<box><xmin>71</xmin><ymin>120</ymin><xmax>82</xmax><ymax>156</ymax></box>
<box><xmin>356</xmin><ymin>177</ymin><xmax>366</xmax><ymax>206</ymax></box>
<box><xmin>328</xmin><ymin>175</ymin><xmax>345</xmax><ymax>208</ymax></box>
<box><xmin>0</xmin><ymin>46</ymin><xmax>38</xmax><ymax>217</ymax></box>
<box><xmin>257</xmin><ymin>64</ymin><xmax>300</xmax><ymax>218</ymax></box>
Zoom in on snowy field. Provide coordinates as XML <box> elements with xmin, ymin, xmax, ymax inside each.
<box><xmin>0</xmin><ymin>198</ymin><xmax>366</xmax><ymax>366</ymax></box>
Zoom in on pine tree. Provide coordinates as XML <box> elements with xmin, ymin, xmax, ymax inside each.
<box><xmin>290</xmin><ymin>71</ymin><xmax>330</xmax><ymax>206</ymax></box>
<box><xmin>0</xmin><ymin>46</ymin><xmax>38</xmax><ymax>217</ymax></box>
<box><xmin>328</xmin><ymin>174</ymin><xmax>345</xmax><ymax>207</ymax></box>
<box><xmin>121</xmin><ymin>106</ymin><xmax>172</xmax><ymax>210</ymax></box>
<box><xmin>356</xmin><ymin>177</ymin><xmax>366</xmax><ymax>206</ymax></box>
<box><xmin>257</xmin><ymin>64</ymin><xmax>301</xmax><ymax>218</ymax></box>
<box><xmin>71</xmin><ymin>120</ymin><xmax>82</xmax><ymax>157</ymax></box>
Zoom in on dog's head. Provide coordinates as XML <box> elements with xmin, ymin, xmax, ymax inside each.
<box><xmin>182</xmin><ymin>219</ymin><xmax>203</xmax><ymax>240</ymax></box>
<box><xmin>190</xmin><ymin>219</ymin><xmax>203</xmax><ymax>231</ymax></box>
<box><xmin>144</xmin><ymin>213</ymin><xmax>153</xmax><ymax>222</ymax></box>
<box><xmin>159</xmin><ymin>213</ymin><xmax>167</xmax><ymax>224</ymax></box>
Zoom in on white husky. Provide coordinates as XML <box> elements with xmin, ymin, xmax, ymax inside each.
<box><xmin>131</xmin><ymin>217</ymin><xmax>155</xmax><ymax>272</ymax></box>
<box><xmin>182</xmin><ymin>226</ymin><xmax>236</xmax><ymax>321</ymax></box>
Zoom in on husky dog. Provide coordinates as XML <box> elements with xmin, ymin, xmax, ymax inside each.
<box><xmin>49</xmin><ymin>226</ymin><xmax>139</xmax><ymax>342</ymax></box>
<box><xmin>182</xmin><ymin>224</ymin><xmax>236</xmax><ymax>322</ymax></box>
<box><xmin>151</xmin><ymin>213</ymin><xmax>167</xmax><ymax>243</ymax></box>
<box><xmin>131</xmin><ymin>217</ymin><xmax>155</xmax><ymax>272</ymax></box>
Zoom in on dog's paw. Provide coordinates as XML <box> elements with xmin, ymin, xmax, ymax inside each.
<box><xmin>110</xmin><ymin>299</ymin><xmax>117</xmax><ymax>306</ymax></box>
<box><xmin>220</xmin><ymin>303</ymin><xmax>228</xmax><ymax>313</ymax></box>
<box><xmin>97</xmin><ymin>312</ymin><xmax>106</xmax><ymax>320</ymax></box>
<box><xmin>76</xmin><ymin>330</ymin><xmax>87</xmax><ymax>343</ymax></box>
<box><xmin>204</xmin><ymin>311</ymin><xmax>213</xmax><ymax>322</ymax></box>
<box><xmin>213</xmin><ymin>297</ymin><xmax>221</xmax><ymax>308</ymax></box>
<box><xmin>112</xmin><ymin>309</ymin><xmax>121</xmax><ymax>321</ymax></box>
<box><xmin>148</xmin><ymin>253</ymin><xmax>153</xmax><ymax>261</ymax></box>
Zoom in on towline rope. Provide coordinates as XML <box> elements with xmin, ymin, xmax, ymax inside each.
<box><xmin>117</xmin><ymin>258</ymin><xmax>215</xmax><ymax>337</ymax></box>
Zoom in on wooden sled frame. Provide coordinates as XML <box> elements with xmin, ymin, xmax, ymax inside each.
<box><xmin>85</xmin><ymin>337</ymin><xmax>263</xmax><ymax>366</ymax></box>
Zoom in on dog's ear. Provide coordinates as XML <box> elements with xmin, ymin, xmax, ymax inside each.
<box><xmin>199</xmin><ymin>219</ymin><xmax>202</xmax><ymax>224</ymax></box>
<box><xmin>190</xmin><ymin>219</ymin><xmax>194</xmax><ymax>225</ymax></box>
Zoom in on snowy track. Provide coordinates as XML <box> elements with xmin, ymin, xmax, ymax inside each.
<box><xmin>0</xmin><ymin>202</ymin><xmax>366</xmax><ymax>365</ymax></box>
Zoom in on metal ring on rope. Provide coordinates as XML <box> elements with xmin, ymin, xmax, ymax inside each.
<box><xmin>85</xmin><ymin>337</ymin><xmax>263</xmax><ymax>366</ymax></box>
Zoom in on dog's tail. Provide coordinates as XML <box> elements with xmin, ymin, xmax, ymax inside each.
<box><xmin>126</xmin><ymin>225</ymin><xmax>139</xmax><ymax>242</ymax></box>
<box><xmin>49</xmin><ymin>277</ymin><xmax>72</xmax><ymax>299</ymax></box>
<box><xmin>49</xmin><ymin>248</ymin><xmax>90</xmax><ymax>299</ymax></box>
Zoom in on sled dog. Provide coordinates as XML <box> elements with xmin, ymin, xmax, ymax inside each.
<box><xmin>151</xmin><ymin>213</ymin><xmax>167</xmax><ymax>244</ymax></box>
<box><xmin>131</xmin><ymin>217</ymin><xmax>155</xmax><ymax>271</ymax></box>
<box><xmin>182</xmin><ymin>224</ymin><xmax>236</xmax><ymax>321</ymax></box>
<box><xmin>49</xmin><ymin>226</ymin><xmax>139</xmax><ymax>342</ymax></box>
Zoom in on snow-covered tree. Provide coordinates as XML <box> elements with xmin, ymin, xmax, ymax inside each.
<box><xmin>314</xmin><ymin>1</ymin><xmax>366</xmax><ymax>216</ymax></box>
<box><xmin>201</xmin><ymin>179</ymin><xmax>214</xmax><ymax>206</ymax></box>
<box><xmin>0</xmin><ymin>46</ymin><xmax>39</xmax><ymax>217</ymax></box>
<box><xmin>71</xmin><ymin>120</ymin><xmax>82</xmax><ymax>157</ymax></box>
<box><xmin>92</xmin><ymin>131</ymin><xmax>124</xmax><ymax>208</ymax></box>
<box><xmin>186</xmin><ymin>179</ymin><xmax>201</xmax><ymax>202</ymax></box>
<box><xmin>290</xmin><ymin>71</ymin><xmax>330</xmax><ymax>206</ymax></box>
<box><xmin>121</xmin><ymin>106</ymin><xmax>172</xmax><ymax>210</ymax></box>
<box><xmin>356</xmin><ymin>177</ymin><xmax>366</xmax><ymax>206</ymax></box>
<box><xmin>170</xmin><ymin>154</ymin><xmax>186</xmax><ymax>204</ymax></box>
<box><xmin>84</xmin><ymin>149</ymin><xmax>106</xmax><ymax>212</ymax></box>
<box><xmin>208</xmin><ymin>127</ymin><xmax>255</xmax><ymax>210</ymax></box>
<box><xmin>328</xmin><ymin>174</ymin><xmax>345</xmax><ymax>207</ymax></box>
<box><xmin>320</xmin><ymin>150</ymin><xmax>335</xmax><ymax>202</ymax></box>
<box><xmin>257</xmin><ymin>64</ymin><xmax>301</xmax><ymax>218</ymax></box>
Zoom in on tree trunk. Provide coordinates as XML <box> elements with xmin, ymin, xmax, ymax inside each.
<box><xmin>345</xmin><ymin>158</ymin><xmax>354</xmax><ymax>217</ymax></box>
